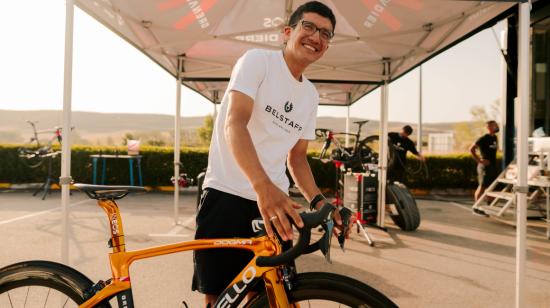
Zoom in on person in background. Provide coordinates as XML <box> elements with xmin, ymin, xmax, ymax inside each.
<box><xmin>470</xmin><ymin>120</ymin><xmax>499</xmax><ymax>215</ymax></box>
<box><xmin>387</xmin><ymin>125</ymin><xmax>425</xmax><ymax>185</ymax></box>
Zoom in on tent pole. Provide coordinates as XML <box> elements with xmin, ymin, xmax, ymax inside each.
<box><xmin>60</xmin><ymin>0</ymin><xmax>75</xmax><ymax>265</ymax></box>
<box><xmin>213</xmin><ymin>90</ymin><xmax>219</xmax><ymax>119</ymax></box>
<box><xmin>499</xmin><ymin>20</ymin><xmax>508</xmax><ymax>153</ymax></box>
<box><xmin>174</xmin><ymin>57</ymin><xmax>183</xmax><ymax>226</ymax></box>
<box><xmin>515</xmin><ymin>2</ymin><xmax>530</xmax><ymax>308</ymax></box>
<box><xmin>345</xmin><ymin>93</ymin><xmax>351</xmax><ymax>147</ymax></box>
<box><xmin>418</xmin><ymin>66</ymin><xmax>423</xmax><ymax>154</ymax></box>
<box><xmin>377</xmin><ymin>59</ymin><xmax>390</xmax><ymax>228</ymax></box>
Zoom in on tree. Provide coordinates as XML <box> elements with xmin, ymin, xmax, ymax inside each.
<box><xmin>454</xmin><ymin>101</ymin><xmax>501</xmax><ymax>151</ymax></box>
<box><xmin>122</xmin><ymin>133</ymin><xmax>135</xmax><ymax>145</ymax></box>
<box><xmin>198</xmin><ymin>115</ymin><xmax>214</xmax><ymax>146</ymax></box>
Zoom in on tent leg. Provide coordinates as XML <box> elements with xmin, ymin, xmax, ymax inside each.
<box><xmin>345</xmin><ymin>105</ymin><xmax>350</xmax><ymax>147</ymax></box>
<box><xmin>377</xmin><ymin>60</ymin><xmax>390</xmax><ymax>228</ymax></box>
<box><xmin>213</xmin><ymin>90</ymin><xmax>219</xmax><ymax>119</ymax></box>
<box><xmin>418</xmin><ymin>66</ymin><xmax>423</xmax><ymax>154</ymax></box>
<box><xmin>174</xmin><ymin>57</ymin><xmax>183</xmax><ymax>226</ymax></box>
<box><xmin>60</xmin><ymin>0</ymin><xmax>75</xmax><ymax>265</ymax></box>
<box><xmin>515</xmin><ymin>2</ymin><xmax>530</xmax><ymax>308</ymax></box>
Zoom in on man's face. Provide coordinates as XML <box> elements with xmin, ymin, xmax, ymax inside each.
<box><xmin>400</xmin><ymin>130</ymin><xmax>410</xmax><ymax>138</ymax></box>
<box><xmin>487</xmin><ymin>122</ymin><xmax>499</xmax><ymax>134</ymax></box>
<box><xmin>283</xmin><ymin>12</ymin><xmax>333</xmax><ymax>65</ymax></box>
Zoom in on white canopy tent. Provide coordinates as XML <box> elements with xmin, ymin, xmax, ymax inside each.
<box><xmin>59</xmin><ymin>1</ymin><xmax>531</xmax><ymax>306</ymax></box>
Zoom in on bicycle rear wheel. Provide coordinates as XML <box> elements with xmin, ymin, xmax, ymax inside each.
<box><xmin>17</xmin><ymin>147</ymin><xmax>44</xmax><ymax>169</ymax></box>
<box><xmin>247</xmin><ymin>272</ymin><xmax>397</xmax><ymax>308</ymax></box>
<box><xmin>0</xmin><ymin>260</ymin><xmax>111</xmax><ymax>308</ymax></box>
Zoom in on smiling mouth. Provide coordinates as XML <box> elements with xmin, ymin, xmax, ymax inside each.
<box><xmin>302</xmin><ymin>43</ymin><xmax>319</xmax><ymax>52</ymax></box>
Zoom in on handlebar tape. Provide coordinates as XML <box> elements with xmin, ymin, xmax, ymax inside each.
<box><xmin>256</xmin><ymin>204</ymin><xmax>335</xmax><ymax>267</ymax></box>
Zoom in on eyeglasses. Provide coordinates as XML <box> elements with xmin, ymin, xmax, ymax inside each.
<box><xmin>292</xmin><ymin>20</ymin><xmax>334</xmax><ymax>42</ymax></box>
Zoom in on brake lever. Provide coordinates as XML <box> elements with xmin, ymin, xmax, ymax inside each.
<box><xmin>319</xmin><ymin>219</ymin><xmax>334</xmax><ymax>264</ymax></box>
<box><xmin>336</xmin><ymin>207</ymin><xmax>353</xmax><ymax>252</ymax></box>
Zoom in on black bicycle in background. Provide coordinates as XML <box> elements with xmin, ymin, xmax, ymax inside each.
<box><xmin>315</xmin><ymin>120</ymin><xmax>421</xmax><ymax>232</ymax></box>
<box><xmin>315</xmin><ymin>120</ymin><xmax>380</xmax><ymax>173</ymax></box>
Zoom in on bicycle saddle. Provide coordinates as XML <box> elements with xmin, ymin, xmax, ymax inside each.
<box><xmin>74</xmin><ymin>183</ymin><xmax>147</xmax><ymax>200</ymax></box>
<box><xmin>353</xmin><ymin>120</ymin><xmax>369</xmax><ymax>125</ymax></box>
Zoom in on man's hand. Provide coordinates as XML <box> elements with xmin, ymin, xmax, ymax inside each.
<box><xmin>312</xmin><ymin>200</ymin><xmax>353</xmax><ymax>239</ymax></box>
<box><xmin>479</xmin><ymin>159</ymin><xmax>490</xmax><ymax>166</ymax></box>
<box><xmin>332</xmin><ymin>206</ymin><xmax>354</xmax><ymax>239</ymax></box>
<box><xmin>256</xmin><ymin>183</ymin><xmax>303</xmax><ymax>241</ymax></box>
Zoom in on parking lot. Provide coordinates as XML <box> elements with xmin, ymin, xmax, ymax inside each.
<box><xmin>1</xmin><ymin>189</ymin><xmax>549</xmax><ymax>307</ymax></box>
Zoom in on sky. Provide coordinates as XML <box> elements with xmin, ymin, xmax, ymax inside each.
<box><xmin>0</xmin><ymin>1</ymin><xmax>505</xmax><ymax>124</ymax></box>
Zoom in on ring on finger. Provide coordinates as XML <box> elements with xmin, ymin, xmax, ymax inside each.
<box><xmin>269</xmin><ymin>215</ymin><xmax>278</xmax><ymax>221</ymax></box>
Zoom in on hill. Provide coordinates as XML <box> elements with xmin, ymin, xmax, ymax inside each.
<box><xmin>0</xmin><ymin>109</ymin><xmax>463</xmax><ymax>146</ymax></box>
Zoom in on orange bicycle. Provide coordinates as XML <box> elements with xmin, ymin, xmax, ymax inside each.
<box><xmin>0</xmin><ymin>184</ymin><xmax>397</xmax><ymax>307</ymax></box>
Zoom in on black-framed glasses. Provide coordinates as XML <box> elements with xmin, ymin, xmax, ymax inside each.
<box><xmin>292</xmin><ymin>20</ymin><xmax>334</xmax><ymax>42</ymax></box>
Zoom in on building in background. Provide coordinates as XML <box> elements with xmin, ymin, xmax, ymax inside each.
<box><xmin>428</xmin><ymin>133</ymin><xmax>455</xmax><ymax>154</ymax></box>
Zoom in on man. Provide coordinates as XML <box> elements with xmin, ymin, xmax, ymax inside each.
<box><xmin>387</xmin><ymin>125</ymin><xmax>425</xmax><ymax>184</ymax></box>
<box><xmin>470</xmin><ymin>120</ymin><xmax>499</xmax><ymax>212</ymax></box>
<box><xmin>193</xmin><ymin>2</ymin><xmax>345</xmax><ymax>306</ymax></box>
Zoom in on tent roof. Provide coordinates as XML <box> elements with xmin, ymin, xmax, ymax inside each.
<box><xmin>75</xmin><ymin>0</ymin><xmax>516</xmax><ymax>106</ymax></box>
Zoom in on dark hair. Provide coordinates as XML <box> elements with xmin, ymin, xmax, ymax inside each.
<box><xmin>288</xmin><ymin>1</ymin><xmax>336</xmax><ymax>31</ymax></box>
<box><xmin>402</xmin><ymin>125</ymin><xmax>413</xmax><ymax>135</ymax></box>
<box><xmin>486</xmin><ymin>120</ymin><xmax>497</xmax><ymax>125</ymax></box>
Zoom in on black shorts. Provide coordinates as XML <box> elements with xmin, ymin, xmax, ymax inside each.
<box><xmin>388</xmin><ymin>167</ymin><xmax>406</xmax><ymax>184</ymax></box>
<box><xmin>192</xmin><ymin>188</ymin><xmax>261</xmax><ymax>295</ymax></box>
<box><xmin>477</xmin><ymin>163</ymin><xmax>497</xmax><ymax>187</ymax></box>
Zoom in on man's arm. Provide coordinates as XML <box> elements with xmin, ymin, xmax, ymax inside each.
<box><xmin>469</xmin><ymin>143</ymin><xmax>488</xmax><ymax>165</ymax></box>
<box><xmin>287</xmin><ymin>139</ymin><xmax>322</xmax><ymax>204</ymax></box>
<box><xmin>287</xmin><ymin>139</ymin><xmax>347</xmax><ymax>232</ymax></box>
<box><xmin>225</xmin><ymin>90</ymin><xmax>303</xmax><ymax>241</ymax></box>
<box><xmin>408</xmin><ymin>139</ymin><xmax>425</xmax><ymax>161</ymax></box>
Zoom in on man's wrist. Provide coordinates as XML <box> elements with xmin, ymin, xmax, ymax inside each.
<box><xmin>252</xmin><ymin>177</ymin><xmax>272</xmax><ymax>192</ymax></box>
<box><xmin>309</xmin><ymin>194</ymin><xmax>326</xmax><ymax>211</ymax></box>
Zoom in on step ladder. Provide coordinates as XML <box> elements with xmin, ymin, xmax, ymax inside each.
<box><xmin>472</xmin><ymin>159</ymin><xmax>542</xmax><ymax>218</ymax></box>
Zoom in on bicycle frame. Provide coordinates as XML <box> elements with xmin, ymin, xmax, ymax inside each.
<box><xmin>80</xmin><ymin>198</ymin><xmax>291</xmax><ymax>308</ymax></box>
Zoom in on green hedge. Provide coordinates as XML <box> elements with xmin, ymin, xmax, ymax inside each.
<box><xmin>0</xmin><ymin>144</ymin><xmax>499</xmax><ymax>190</ymax></box>
<box><xmin>0</xmin><ymin>145</ymin><xmax>208</xmax><ymax>187</ymax></box>
<box><xmin>403</xmin><ymin>154</ymin><xmax>502</xmax><ymax>189</ymax></box>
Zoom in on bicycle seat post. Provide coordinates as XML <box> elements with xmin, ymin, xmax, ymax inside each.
<box><xmin>353</xmin><ymin>120</ymin><xmax>369</xmax><ymax>139</ymax></box>
<box><xmin>97</xmin><ymin>199</ymin><xmax>126</xmax><ymax>254</ymax></box>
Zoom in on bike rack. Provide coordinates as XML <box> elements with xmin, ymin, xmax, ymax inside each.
<box><xmin>32</xmin><ymin>151</ymin><xmax>62</xmax><ymax>200</ymax></box>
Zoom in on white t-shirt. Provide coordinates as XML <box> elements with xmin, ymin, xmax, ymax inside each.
<box><xmin>202</xmin><ymin>49</ymin><xmax>319</xmax><ymax>201</ymax></box>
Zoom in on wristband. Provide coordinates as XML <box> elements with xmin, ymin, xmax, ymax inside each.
<box><xmin>309</xmin><ymin>194</ymin><xmax>326</xmax><ymax>211</ymax></box>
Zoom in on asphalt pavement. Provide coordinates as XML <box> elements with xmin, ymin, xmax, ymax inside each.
<box><xmin>0</xmin><ymin>189</ymin><xmax>549</xmax><ymax>307</ymax></box>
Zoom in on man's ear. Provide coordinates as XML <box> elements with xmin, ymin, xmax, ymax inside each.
<box><xmin>282</xmin><ymin>25</ymin><xmax>292</xmax><ymax>43</ymax></box>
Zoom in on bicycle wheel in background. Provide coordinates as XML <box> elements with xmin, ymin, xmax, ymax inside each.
<box><xmin>361</xmin><ymin>135</ymin><xmax>380</xmax><ymax>155</ymax></box>
<box><xmin>0</xmin><ymin>260</ymin><xmax>111</xmax><ymax>308</ymax></box>
<box><xmin>17</xmin><ymin>147</ymin><xmax>44</xmax><ymax>169</ymax></box>
<box><xmin>247</xmin><ymin>272</ymin><xmax>397</xmax><ymax>308</ymax></box>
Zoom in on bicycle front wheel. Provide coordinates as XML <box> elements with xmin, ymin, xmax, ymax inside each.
<box><xmin>0</xmin><ymin>260</ymin><xmax>111</xmax><ymax>308</ymax></box>
<box><xmin>248</xmin><ymin>272</ymin><xmax>397</xmax><ymax>308</ymax></box>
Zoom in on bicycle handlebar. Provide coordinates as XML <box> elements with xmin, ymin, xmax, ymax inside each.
<box><xmin>256</xmin><ymin>203</ymin><xmax>336</xmax><ymax>267</ymax></box>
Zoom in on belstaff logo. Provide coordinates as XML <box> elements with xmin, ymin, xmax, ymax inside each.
<box><xmin>284</xmin><ymin>101</ymin><xmax>293</xmax><ymax>113</ymax></box>
<box><xmin>264</xmin><ymin>105</ymin><xmax>303</xmax><ymax>132</ymax></box>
